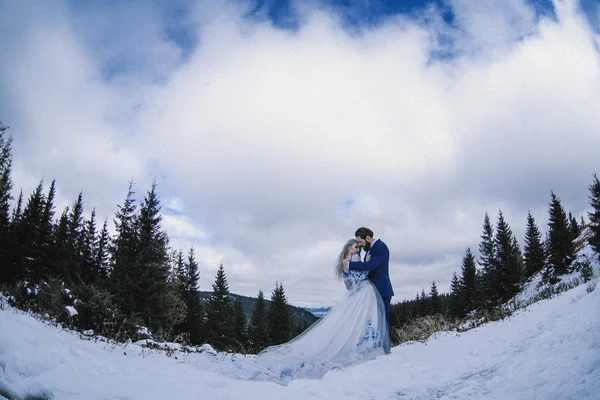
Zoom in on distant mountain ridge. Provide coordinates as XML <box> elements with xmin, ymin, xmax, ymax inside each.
<box><xmin>198</xmin><ymin>291</ymin><xmax>319</xmax><ymax>327</ymax></box>
<box><xmin>303</xmin><ymin>307</ymin><xmax>332</xmax><ymax>318</ymax></box>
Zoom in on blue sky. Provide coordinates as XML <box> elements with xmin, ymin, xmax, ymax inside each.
<box><xmin>66</xmin><ymin>0</ymin><xmax>599</xmax><ymax>82</ymax></box>
<box><xmin>1</xmin><ymin>0</ymin><xmax>599</xmax><ymax>307</ymax></box>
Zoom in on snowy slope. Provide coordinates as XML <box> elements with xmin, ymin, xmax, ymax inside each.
<box><xmin>1</xmin><ymin>282</ymin><xmax>599</xmax><ymax>400</ymax></box>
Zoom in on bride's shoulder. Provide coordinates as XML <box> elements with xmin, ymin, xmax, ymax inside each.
<box><xmin>350</xmin><ymin>254</ymin><xmax>361</xmax><ymax>261</ymax></box>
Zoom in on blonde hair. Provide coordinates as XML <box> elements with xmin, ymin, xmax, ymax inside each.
<box><xmin>334</xmin><ymin>239</ymin><xmax>359</xmax><ymax>280</ymax></box>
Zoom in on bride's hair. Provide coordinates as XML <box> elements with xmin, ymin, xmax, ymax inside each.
<box><xmin>334</xmin><ymin>239</ymin><xmax>359</xmax><ymax>280</ymax></box>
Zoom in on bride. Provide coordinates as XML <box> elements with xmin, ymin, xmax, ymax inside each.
<box><xmin>194</xmin><ymin>239</ymin><xmax>391</xmax><ymax>385</ymax></box>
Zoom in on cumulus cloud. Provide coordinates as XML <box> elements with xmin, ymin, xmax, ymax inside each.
<box><xmin>0</xmin><ymin>0</ymin><xmax>599</xmax><ymax>307</ymax></box>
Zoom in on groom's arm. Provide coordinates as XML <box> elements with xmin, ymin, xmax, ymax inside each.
<box><xmin>349</xmin><ymin>246</ymin><xmax>388</xmax><ymax>272</ymax></box>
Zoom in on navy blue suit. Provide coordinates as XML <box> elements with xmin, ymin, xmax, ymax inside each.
<box><xmin>349</xmin><ymin>239</ymin><xmax>394</xmax><ymax>352</ymax></box>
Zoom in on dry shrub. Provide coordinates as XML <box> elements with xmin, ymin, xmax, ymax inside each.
<box><xmin>394</xmin><ymin>314</ymin><xmax>454</xmax><ymax>345</ymax></box>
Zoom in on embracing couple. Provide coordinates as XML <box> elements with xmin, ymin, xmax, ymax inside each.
<box><xmin>209</xmin><ymin>227</ymin><xmax>394</xmax><ymax>385</ymax></box>
<box><xmin>340</xmin><ymin>226</ymin><xmax>394</xmax><ymax>355</ymax></box>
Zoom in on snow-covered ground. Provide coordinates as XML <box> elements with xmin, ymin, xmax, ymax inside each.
<box><xmin>1</xmin><ymin>281</ymin><xmax>599</xmax><ymax>400</ymax></box>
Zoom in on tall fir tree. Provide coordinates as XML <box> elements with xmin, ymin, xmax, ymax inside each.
<box><xmin>428</xmin><ymin>281</ymin><xmax>442</xmax><ymax>315</ymax></box>
<box><xmin>185</xmin><ymin>248</ymin><xmax>200</xmax><ymax>293</ymax></box>
<box><xmin>478</xmin><ymin>213</ymin><xmax>496</xmax><ymax>310</ymax></box>
<box><xmin>449</xmin><ymin>272</ymin><xmax>465</xmax><ymax>319</ymax></box>
<box><xmin>568</xmin><ymin>212</ymin><xmax>581</xmax><ymax>241</ymax></box>
<box><xmin>233</xmin><ymin>298</ymin><xmax>248</xmax><ymax>346</ymax></box>
<box><xmin>38</xmin><ymin>180</ymin><xmax>56</xmax><ymax>247</ymax></box>
<box><xmin>11</xmin><ymin>190</ymin><xmax>23</xmax><ymax>221</ymax></box>
<box><xmin>511</xmin><ymin>236</ymin><xmax>525</xmax><ymax>284</ymax></box>
<box><xmin>15</xmin><ymin>182</ymin><xmax>45</xmax><ymax>282</ymax></box>
<box><xmin>6</xmin><ymin>191</ymin><xmax>25</xmax><ymax>284</ymax></box>
<box><xmin>50</xmin><ymin>207</ymin><xmax>70</xmax><ymax>279</ymax></box>
<box><xmin>493</xmin><ymin>211</ymin><xmax>523</xmax><ymax>303</ymax></box>
<box><xmin>460</xmin><ymin>248</ymin><xmax>478</xmax><ymax>315</ymax></box>
<box><xmin>80</xmin><ymin>209</ymin><xmax>99</xmax><ymax>284</ymax></box>
<box><xmin>173</xmin><ymin>249</ymin><xmax>187</xmax><ymax>291</ymax></box>
<box><xmin>588</xmin><ymin>174</ymin><xmax>600</xmax><ymax>261</ymax></box>
<box><xmin>523</xmin><ymin>211</ymin><xmax>546</xmax><ymax>279</ymax></box>
<box><xmin>413</xmin><ymin>291</ymin><xmax>423</xmax><ymax>317</ymax></box>
<box><xmin>248</xmin><ymin>290</ymin><xmax>269</xmax><ymax>352</ymax></box>
<box><xmin>205</xmin><ymin>263</ymin><xmax>235</xmax><ymax>349</ymax></box>
<box><xmin>35</xmin><ymin>180</ymin><xmax>56</xmax><ymax>280</ymax></box>
<box><xmin>419</xmin><ymin>288</ymin><xmax>428</xmax><ymax>317</ymax></box>
<box><xmin>170</xmin><ymin>250</ymin><xmax>188</xmax><ymax>338</ymax></box>
<box><xmin>184</xmin><ymin>247</ymin><xmax>204</xmax><ymax>344</ymax></box>
<box><xmin>66</xmin><ymin>192</ymin><xmax>85</xmax><ymax>284</ymax></box>
<box><xmin>132</xmin><ymin>181</ymin><xmax>177</xmax><ymax>331</ymax></box>
<box><xmin>110</xmin><ymin>182</ymin><xmax>139</xmax><ymax>318</ymax></box>
<box><xmin>0</xmin><ymin>121</ymin><xmax>13</xmax><ymax>283</ymax></box>
<box><xmin>95</xmin><ymin>219</ymin><xmax>110</xmax><ymax>282</ymax></box>
<box><xmin>268</xmin><ymin>282</ymin><xmax>292</xmax><ymax>345</ymax></box>
<box><xmin>545</xmin><ymin>192</ymin><xmax>576</xmax><ymax>283</ymax></box>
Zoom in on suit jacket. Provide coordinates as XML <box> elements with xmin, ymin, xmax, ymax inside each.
<box><xmin>349</xmin><ymin>239</ymin><xmax>394</xmax><ymax>297</ymax></box>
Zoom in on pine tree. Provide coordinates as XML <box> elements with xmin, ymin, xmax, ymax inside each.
<box><xmin>523</xmin><ymin>211</ymin><xmax>546</xmax><ymax>279</ymax></box>
<box><xmin>414</xmin><ymin>291</ymin><xmax>425</xmax><ymax>317</ymax></box>
<box><xmin>66</xmin><ymin>192</ymin><xmax>85</xmax><ymax>284</ymax></box>
<box><xmin>10</xmin><ymin>189</ymin><xmax>23</xmax><ymax>223</ymax></box>
<box><xmin>268</xmin><ymin>282</ymin><xmax>292</xmax><ymax>345</ymax></box>
<box><xmin>460</xmin><ymin>248</ymin><xmax>478</xmax><ymax>314</ymax></box>
<box><xmin>0</xmin><ymin>121</ymin><xmax>13</xmax><ymax>279</ymax></box>
<box><xmin>173</xmin><ymin>250</ymin><xmax>187</xmax><ymax>290</ymax></box>
<box><xmin>428</xmin><ymin>281</ymin><xmax>442</xmax><ymax>315</ymax></box>
<box><xmin>568</xmin><ymin>212</ymin><xmax>581</xmax><ymax>241</ymax></box>
<box><xmin>588</xmin><ymin>174</ymin><xmax>600</xmax><ymax>261</ymax></box>
<box><xmin>248</xmin><ymin>290</ymin><xmax>269</xmax><ymax>352</ymax></box>
<box><xmin>234</xmin><ymin>298</ymin><xmax>248</xmax><ymax>346</ymax></box>
<box><xmin>449</xmin><ymin>272</ymin><xmax>464</xmax><ymax>319</ymax></box>
<box><xmin>132</xmin><ymin>181</ymin><xmax>175</xmax><ymax>331</ymax></box>
<box><xmin>95</xmin><ymin>219</ymin><xmax>110</xmax><ymax>282</ymax></box>
<box><xmin>49</xmin><ymin>207</ymin><xmax>70</xmax><ymax>279</ymax></box>
<box><xmin>419</xmin><ymin>288</ymin><xmax>428</xmax><ymax>317</ymax></box>
<box><xmin>185</xmin><ymin>248</ymin><xmax>200</xmax><ymax>293</ymax></box>
<box><xmin>169</xmin><ymin>250</ymin><xmax>188</xmax><ymax>339</ymax></box>
<box><xmin>15</xmin><ymin>182</ymin><xmax>45</xmax><ymax>282</ymax></box>
<box><xmin>38</xmin><ymin>180</ymin><xmax>56</xmax><ymax>246</ymax></box>
<box><xmin>80</xmin><ymin>209</ymin><xmax>99</xmax><ymax>284</ymax></box>
<box><xmin>11</xmin><ymin>190</ymin><xmax>23</xmax><ymax>224</ymax></box>
<box><xmin>511</xmin><ymin>236</ymin><xmax>525</xmax><ymax>290</ymax></box>
<box><xmin>184</xmin><ymin>247</ymin><xmax>204</xmax><ymax>344</ymax></box>
<box><xmin>6</xmin><ymin>191</ymin><xmax>25</xmax><ymax>282</ymax></box>
<box><xmin>413</xmin><ymin>292</ymin><xmax>421</xmax><ymax>317</ymax></box>
<box><xmin>35</xmin><ymin>180</ymin><xmax>56</xmax><ymax>280</ymax></box>
<box><xmin>110</xmin><ymin>182</ymin><xmax>139</xmax><ymax>318</ymax></box>
<box><xmin>545</xmin><ymin>192</ymin><xmax>576</xmax><ymax>283</ymax></box>
<box><xmin>478</xmin><ymin>213</ymin><xmax>496</xmax><ymax>310</ymax></box>
<box><xmin>493</xmin><ymin>211</ymin><xmax>523</xmax><ymax>303</ymax></box>
<box><xmin>205</xmin><ymin>264</ymin><xmax>235</xmax><ymax>349</ymax></box>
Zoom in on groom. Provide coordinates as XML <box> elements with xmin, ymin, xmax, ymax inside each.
<box><xmin>343</xmin><ymin>227</ymin><xmax>394</xmax><ymax>354</ymax></box>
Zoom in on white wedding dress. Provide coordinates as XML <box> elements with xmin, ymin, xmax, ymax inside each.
<box><xmin>190</xmin><ymin>255</ymin><xmax>390</xmax><ymax>386</ymax></box>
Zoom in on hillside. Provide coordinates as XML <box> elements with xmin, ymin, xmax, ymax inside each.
<box><xmin>1</xmin><ymin>279</ymin><xmax>597</xmax><ymax>399</ymax></box>
<box><xmin>198</xmin><ymin>291</ymin><xmax>319</xmax><ymax>327</ymax></box>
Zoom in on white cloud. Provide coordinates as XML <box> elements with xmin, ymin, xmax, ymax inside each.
<box><xmin>1</xmin><ymin>0</ymin><xmax>599</xmax><ymax>307</ymax></box>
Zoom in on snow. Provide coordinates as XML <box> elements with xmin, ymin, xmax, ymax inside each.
<box><xmin>197</xmin><ymin>344</ymin><xmax>217</xmax><ymax>356</ymax></box>
<box><xmin>136</xmin><ymin>325</ymin><xmax>152</xmax><ymax>338</ymax></box>
<box><xmin>1</xmin><ymin>284</ymin><xmax>599</xmax><ymax>400</ymax></box>
<box><xmin>65</xmin><ymin>306</ymin><xmax>78</xmax><ymax>316</ymax></box>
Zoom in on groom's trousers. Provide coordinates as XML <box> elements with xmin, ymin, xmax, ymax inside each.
<box><xmin>382</xmin><ymin>296</ymin><xmax>392</xmax><ymax>354</ymax></box>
